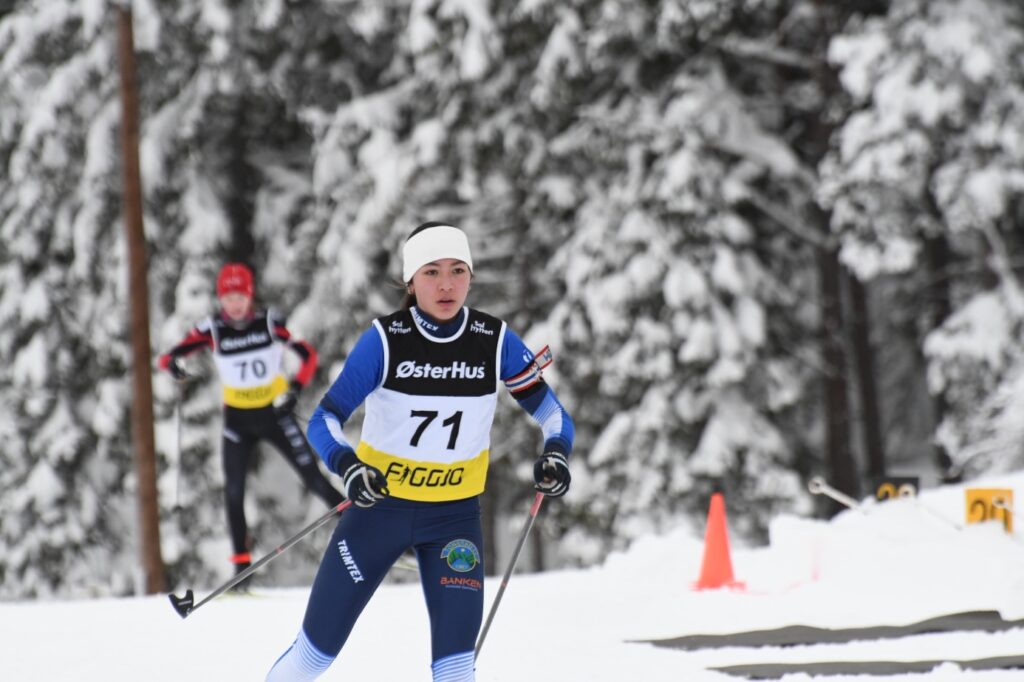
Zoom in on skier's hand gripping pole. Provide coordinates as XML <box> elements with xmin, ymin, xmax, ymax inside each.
<box><xmin>533</xmin><ymin>452</ymin><xmax>570</xmax><ymax>497</ymax></box>
<box><xmin>168</xmin><ymin>500</ymin><xmax>353</xmax><ymax>619</ymax></box>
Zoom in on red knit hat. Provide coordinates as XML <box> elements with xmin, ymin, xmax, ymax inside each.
<box><xmin>216</xmin><ymin>263</ymin><xmax>254</xmax><ymax>298</ymax></box>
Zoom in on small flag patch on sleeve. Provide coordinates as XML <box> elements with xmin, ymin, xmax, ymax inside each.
<box><xmin>505</xmin><ymin>345</ymin><xmax>553</xmax><ymax>394</ymax></box>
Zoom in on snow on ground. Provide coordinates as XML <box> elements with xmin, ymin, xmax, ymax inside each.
<box><xmin>4</xmin><ymin>473</ymin><xmax>1024</xmax><ymax>681</ymax></box>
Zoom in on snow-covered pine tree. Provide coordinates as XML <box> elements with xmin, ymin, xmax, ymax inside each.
<box><xmin>821</xmin><ymin>0</ymin><xmax>1024</xmax><ymax>478</ymax></box>
<box><xmin>8</xmin><ymin>0</ymin><xmax>1021</xmax><ymax>598</ymax></box>
<box><xmin>502</xmin><ymin>0</ymin><xmax>821</xmax><ymax>561</ymax></box>
<box><xmin>0</xmin><ymin>0</ymin><xmax>411</xmax><ymax>595</ymax></box>
<box><xmin>286</xmin><ymin>0</ymin><xmax>572</xmax><ymax>570</ymax></box>
<box><xmin>0</xmin><ymin>0</ymin><xmax>142</xmax><ymax>596</ymax></box>
<box><xmin>145</xmin><ymin>0</ymin><xmax>413</xmax><ymax>588</ymax></box>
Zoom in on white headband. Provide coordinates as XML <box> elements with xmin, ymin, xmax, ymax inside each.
<box><xmin>402</xmin><ymin>225</ymin><xmax>474</xmax><ymax>282</ymax></box>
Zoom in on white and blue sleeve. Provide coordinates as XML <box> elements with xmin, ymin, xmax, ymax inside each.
<box><xmin>500</xmin><ymin>328</ymin><xmax>575</xmax><ymax>456</ymax></box>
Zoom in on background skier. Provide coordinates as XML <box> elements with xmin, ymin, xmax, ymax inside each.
<box><xmin>158</xmin><ymin>262</ymin><xmax>344</xmax><ymax>580</ymax></box>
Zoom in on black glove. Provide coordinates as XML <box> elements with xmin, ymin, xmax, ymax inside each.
<box><xmin>167</xmin><ymin>356</ymin><xmax>188</xmax><ymax>381</ymax></box>
<box><xmin>533</xmin><ymin>452</ymin><xmax>570</xmax><ymax>497</ymax></box>
<box><xmin>273</xmin><ymin>380</ymin><xmax>303</xmax><ymax>415</ymax></box>
<box><xmin>340</xmin><ymin>457</ymin><xmax>390</xmax><ymax>508</ymax></box>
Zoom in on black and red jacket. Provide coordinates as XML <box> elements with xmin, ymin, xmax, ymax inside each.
<box><xmin>159</xmin><ymin>308</ymin><xmax>316</xmax><ymax>409</ymax></box>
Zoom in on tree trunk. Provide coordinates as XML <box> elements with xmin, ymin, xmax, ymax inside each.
<box><xmin>818</xmin><ymin>237</ymin><xmax>861</xmax><ymax>509</ymax></box>
<box><xmin>226</xmin><ymin>96</ymin><xmax>256</xmax><ymax>264</ymax></box>
<box><xmin>481</xmin><ymin>487</ymin><xmax>497</xmax><ymax>576</ymax></box>
<box><xmin>530</xmin><ymin>512</ymin><xmax>546</xmax><ymax>572</ymax></box>
<box><xmin>117</xmin><ymin>6</ymin><xmax>165</xmax><ymax>594</ymax></box>
<box><xmin>810</xmin><ymin>0</ymin><xmax>861</xmax><ymax>510</ymax></box>
<box><xmin>922</xmin><ymin>216</ymin><xmax>955</xmax><ymax>478</ymax></box>
<box><xmin>847</xmin><ymin>272</ymin><xmax>886</xmax><ymax>479</ymax></box>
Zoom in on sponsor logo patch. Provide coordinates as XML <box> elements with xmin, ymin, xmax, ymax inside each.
<box><xmin>385</xmin><ymin>462</ymin><xmax>465</xmax><ymax>487</ymax></box>
<box><xmin>337</xmin><ymin>539</ymin><xmax>365</xmax><ymax>583</ymax></box>
<box><xmin>413</xmin><ymin>311</ymin><xmax>439</xmax><ymax>332</ymax></box>
<box><xmin>395</xmin><ymin>360</ymin><xmax>485</xmax><ymax>380</ymax></box>
<box><xmin>220</xmin><ymin>332</ymin><xmax>271</xmax><ymax>351</ymax></box>
<box><xmin>441</xmin><ymin>539</ymin><xmax>480</xmax><ymax>573</ymax></box>
<box><xmin>470</xmin><ymin>320</ymin><xmax>494</xmax><ymax>336</ymax></box>
<box><xmin>225</xmin><ymin>384</ymin><xmax>276</xmax><ymax>402</ymax></box>
<box><xmin>440</xmin><ymin>575</ymin><xmax>482</xmax><ymax>591</ymax></box>
<box><xmin>389</xmin><ymin>320</ymin><xmax>412</xmax><ymax>335</ymax></box>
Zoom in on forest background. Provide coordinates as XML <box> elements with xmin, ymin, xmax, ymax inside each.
<box><xmin>2</xmin><ymin>0</ymin><xmax>1024</xmax><ymax>598</ymax></box>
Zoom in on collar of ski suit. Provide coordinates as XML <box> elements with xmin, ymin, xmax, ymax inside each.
<box><xmin>219</xmin><ymin>310</ymin><xmax>256</xmax><ymax>329</ymax></box>
<box><xmin>411</xmin><ymin>306</ymin><xmax>465</xmax><ymax>339</ymax></box>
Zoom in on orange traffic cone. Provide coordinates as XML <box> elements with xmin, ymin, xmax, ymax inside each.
<box><xmin>693</xmin><ymin>492</ymin><xmax>744</xmax><ymax>590</ymax></box>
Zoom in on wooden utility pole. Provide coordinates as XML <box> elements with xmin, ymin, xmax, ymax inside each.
<box><xmin>117</xmin><ymin>2</ymin><xmax>165</xmax><ymax>594</ymax></box>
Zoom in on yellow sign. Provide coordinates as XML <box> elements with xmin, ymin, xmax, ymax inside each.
<box><xmin>965</xmin><ymin>488</ymin><xmax>1014</xmax><ymax>533</ymax></box>
<box><xmin>874</xmin><ymin>477</ymin><xmax>919</xmax><ymax>501</ymax></box>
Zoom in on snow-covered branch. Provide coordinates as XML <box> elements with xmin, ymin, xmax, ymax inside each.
<box><xmin>741</xmin><ymin>186</ymin><xmax>834</xmax><ymax>249</ymax></box>
<box><xmin>713</xmin><ymin>36</ymin><xmax>816</xmax><ymax>71</ymax></box>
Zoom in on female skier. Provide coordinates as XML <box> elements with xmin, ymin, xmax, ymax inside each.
<box><xmin>266</xmin><ymin>222</ymin><xmax>574</xmax><ymax>681</ymax></box>
<box><xmin>158</xmin><ymin>262</ymin><xmax>344</xmax><ymax>577</ymax></box>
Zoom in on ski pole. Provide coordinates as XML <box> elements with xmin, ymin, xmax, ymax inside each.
<box><xmin>169</xmin><ymin>499</ymin><xmax>353</xmax><ymax>619</ymax></box>
<box><xmin>475</xmin><ymin>492</ymin><xmax>545</xmax><ymax>659</ymax></box>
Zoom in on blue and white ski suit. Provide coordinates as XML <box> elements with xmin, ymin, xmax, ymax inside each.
<box><xmin>267</xmin><ymin>306</ymin><xmax>574</xmax><ymax>682</ymax></box>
